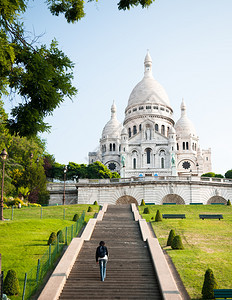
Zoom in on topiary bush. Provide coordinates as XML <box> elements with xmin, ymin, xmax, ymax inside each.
<box><xmin>57</xmin><ymin>230</ymin><xmax>64</xmax><ymax>243</ymax></box>
<box><xmin>155</xmin><ymin>210</ymin><xmax>162</xmax><ymax>222</ymax></box>
<box><xmin>140</xmin><ymin>199</ymin><xmax>145</xmax><ymax>206</ymax></box>
<box><xmin>73</xmin><ymin>213</ymin><xmax>79</xmax><ymax>221</ymax></box>
<box><xmin>227</xmin><ymin>199</ymin><xmax>231</xmax><ymax>206</ymax></box>
<box><xmin>47</xmin><ymin>232</ymin><xmax>57</xmax><ymax>245</ymax></box>
<box><xmin>202</xmin><ymin>268</ymin><xmax>218</xmax><ymax>299</ymax></box>
<box><xmin>93</xmin><ymin>200</ymin><xmax>98</xmax><ymax>205</ymax></box>
<box><xmin>171</xmin><ymin>235</ymin><xmax>184</xmax><ymax>250</ymax></box>
<box><xmin>167</xmin><ymin>229</ymin><xmax>176</xmax><ymax>246</ymax></box>
<box><xmin>143</xmin><ymin>207</ymin><xmax>150</xmax><ymax>214</ymax></box>
<box><xmin>3</xmin><ymin>269</ymin><xmax>20</xmax><ymax>296</ymax></box>
<box><xmin>87</xmin><ymin>206</ymin><xmax>93</xmax><ymax>212</ymax></box>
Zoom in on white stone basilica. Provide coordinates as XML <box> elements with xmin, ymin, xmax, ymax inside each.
<box><xmin>89</xmin><ymin>52</ymin><xmax>211</xmax><ymax>178</ymax></box>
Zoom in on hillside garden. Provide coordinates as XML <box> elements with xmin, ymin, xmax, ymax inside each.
<box><xmin>0</xmin><ymin>204</ymin><xmax>99</xmax><ymax>299</ymax></box>
<box><xmin>139</xmin><ymin>204</ymin><xmax>232</xmax><ymax>300</ymax></box>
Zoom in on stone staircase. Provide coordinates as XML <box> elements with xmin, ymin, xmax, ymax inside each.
<box><xmin>59</xmin><ymin>205</ymin><xmax>162</xmax><ymax>299</ymax></box>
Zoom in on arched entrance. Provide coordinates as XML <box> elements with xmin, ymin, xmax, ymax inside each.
<box><xmin>207</xmin><ymin>196</ymin><xmax>226</xmax><ymax>205</ymax></box>
<box><xmin>162</xmin><ymin>194</ymin><xmax>185</xmax><ymax>205</ymax></box>
<box><xmin>116</xmin><ymin>195</ymin><xmax>138</xmax><ymax>205</ymax></box>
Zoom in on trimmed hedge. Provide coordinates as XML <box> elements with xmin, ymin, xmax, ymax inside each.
<box><xmin>171</xmin><ymin>235</ymin><xmax>184</xmax><ymax>250</ymax></box>
<box><xmin>143</xmin><ymin>207</ymin><xmax>150</xmax><ymax>214</ymax></box>
<box><xmin>202</xmin><ymin>268</ymin><xmax>218</xmax><ymax>299</ymax></box>
<box><xmin>73</xmin><ymin>213</ymin><xmax>79</xmax><ymax>221</ymax></box>
<box><xmin>140</xmin><ymin>199</ymin><xmax>145</xmax><ymax>206</ymax></box>
<box><xmin>155</xmin><ymin>210</ymin><xmax>162</xmax><ymax>222</ymax></box>
<box><xmin>167</xmin><ymin>229</ymin><xmax>176</xmax><ymax>246</ymax></box>
<box><xmin>47</xmin><ymin>232</ymin><xmax>57</xmax><ymax>245</ymax></box>
<box><xmin>3</xmin><ymin>269</ymin><xmax>20</xmax><ymax>296</ymax></box>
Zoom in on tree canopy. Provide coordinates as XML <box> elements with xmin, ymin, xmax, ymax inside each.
<box><xmin>0</xmin><ymin>0</ymin><xmax>155</xmax><ymax>137</ymax></box>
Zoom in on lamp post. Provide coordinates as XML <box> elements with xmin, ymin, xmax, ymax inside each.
<box><xmin>0</xmin><ymin>149</ymin><xmax>8</xmax><ymax>221</ymax></box>
<box><xmin>63</xmin><ymin>166</ymin><xmax>67</xmax><ymax>205</ymax></box>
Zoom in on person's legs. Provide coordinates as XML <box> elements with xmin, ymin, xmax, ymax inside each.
<box><xmin>102</xmin><ymin>259</ymin><xmax>107</xmax><ymax>280</ymax></box>
<box><xmin>99</xmin><ymin>260</ymin><xmax>104</xmax><ymax>281</ymax></box>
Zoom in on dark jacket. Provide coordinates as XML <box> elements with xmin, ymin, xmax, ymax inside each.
<box><xmin>96</xmin><ymin>245</ymin><xmax>108</xmax><ymax>262</ymax></box>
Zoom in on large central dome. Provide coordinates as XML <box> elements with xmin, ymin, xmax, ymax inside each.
<box><xmin>126</xmin><ymin>52</ymin><xmax>171</xmax><ymax>110</ymax></box>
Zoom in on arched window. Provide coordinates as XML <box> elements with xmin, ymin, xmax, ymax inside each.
<box><xmin>161</xmin><ymin>157</ymin><xmax>165</xmax><ymax>168</ymax></box>
<box><xmin>195</xmin><ymin>143</ymin><xmax>197</xmax><ymax>151</ymax></box>
<box><xmin>119</xmin><ymin>145</ymin><xmax>121</xmax><ymax>152</ymax></box>
<box><xmin>192</xmin><ymin>143</ymin><xmax>194</xmax><ymax>150</ymax></box>
<box><xmin>139</xmin><ymin>124</ymin><xmax>142</xmax><ymax>131</ymax></box>
<box><xmin>186</xmin><ymin>142</ymin><xmax>189</xmax><ymax>150</ymax></box>
<box><xmin>167</xmin><ymin>127</ymin><xmax>170</xmax><ymax>135</ymax></box>
<box><xmin>183</xmin><ymin>142</ymin><xmax>185</xmax><ymax>150</ymax></box>
<box><xmin>177</xmin><ymin>143</ymin><xmax>179</xmax><ymax>150</ymax></box>
<box><xmin>133</xmin><ymin>158</ymin><xmax>136</xmax><ymax>169</ymax></box>
<box><xmin>133</xmin><ymin>125</ymin><xmax>137</xmax><ymax>135</ymax></box>
<box><xmin>110</xmin><ymin>143</ymin><xmax>112</xmax><ymax>151</ymax></box>
<box><xmin>161</xmin><ymin>125</ymin><xmax>165</xmax><ymax>135</ymax></box>
<box><xmin>155</xmin><ymin>124</ymin><xmax>159</xmax><ymax>132</ymax></box>
<box><xmin>113</xmin><ymin>143</ymin><xmax>115</xmax><ymax>151</ymax></box>
<box><xmin>146</xmin><ymin>149</ymin><xmax>151</xmax><ymax>164</ymax></box>
<box><xmin>128</xmin><ymin>128</ymin><xmax>131</xmax><ymax>138</ymax></box>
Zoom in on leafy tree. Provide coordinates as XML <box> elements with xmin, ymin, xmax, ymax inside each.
<box><xmin>1</xmin><ymin>0</ymin><xmax>155</xmax><ymax>137</ymax></box>
<box><xmin>201</xmin><ymin>172</ymin><xmax>216</xmax><ymax>178</ymax></box>
<box><xmin>225</xmin><ymin>169</ymin><xmax>232</xmax><ymax>179</ymax></box>
<box><xmin>214</xmin><ymin>174</ymin><xmax>224</xmax><ymax>178</ymax></box>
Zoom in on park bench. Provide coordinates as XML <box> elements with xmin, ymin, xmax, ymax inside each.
<box><xmin>162</xmin><ymin>214</ymin><xmax>186</xmax><ymax>219</ymax></box>
<box><xmin>145</xmin><ymin>203</ymin><xmax>155</xmax><ymax>205</ymax></box>
<box><xmin>214</xmin><ymin>289</ymin><xmax>232</xmax><ymax>299</ymax></box>
<box><xmin>199</xmin><ymin>214</ymin><xmax>223</xmax><ymax>220</ymax></box>
<box><xmin>211</xmin><ymin>203</ymin><xmax>225</xmax><ymax>205</ymax></box>
<box><xmin>190</xmin><ymin>203</ymin><xmax>203</xmax><ymax>205</ymax></box>
<box><xmin>163</xmin><ymin>203</ymin><xmax>176</xmax><ymax>205</ymax></box>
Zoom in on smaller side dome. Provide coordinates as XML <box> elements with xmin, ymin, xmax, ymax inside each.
<box><xmin>102</xmin><ymin>101</ymin><xmax>122</xmax><ymax>139</ymax></box>
<box><xmin>175</xmin><ymin>99</ymin><xmax>197</xmax><ymax>137</ymax></box>
<box><xmin>121</xmin><ymin>126</ymin><xmax>127</xmax><ymax>135</ymax></box>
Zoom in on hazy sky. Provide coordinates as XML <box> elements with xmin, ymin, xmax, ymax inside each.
<box><xmin>4</xmin><ymin>0</ymin><xmax>232</xmax><ymax>175</ymax></box>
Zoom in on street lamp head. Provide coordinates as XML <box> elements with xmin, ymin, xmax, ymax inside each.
<box><xmin>64</xmin><ymin>165</ymin><xmax>67</xmax><ymax>173</ymax></box>
<box><xmin>0</xmin><ymin>149</ymin><xmax>8</xmax><ymax>160</ymax></box>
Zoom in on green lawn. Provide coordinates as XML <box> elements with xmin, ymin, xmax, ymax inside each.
<box><xmin>0</xmin><ymin>204</ymin><xmax>99</xmax><ymax>299</ymax></box>
<box><xmin>139</xmin><ymin>205</ymin><xmax>232</xmax><ymax>300</ymax></box>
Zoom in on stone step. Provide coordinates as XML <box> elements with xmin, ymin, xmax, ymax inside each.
<box><xmin>58</xmin><ymin>205</ymin><xmax>162</xmax><ymax>299</ymax></box>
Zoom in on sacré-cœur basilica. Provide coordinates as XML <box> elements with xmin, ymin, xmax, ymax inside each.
<box><xmin>89</xmin><ymin>51</ymin><xmax>211</xmax><ymax>179</ymax></box>
<box><xmin>48</xmin><ymin>52</ymin><xmax>232</xmax><ymax>205</ymax></box>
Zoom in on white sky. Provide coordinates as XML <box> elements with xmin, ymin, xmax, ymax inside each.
<box><xmin>4</xmin><ymin>0</ymin><xmax>232</xmax><ymax>175</ymax></box>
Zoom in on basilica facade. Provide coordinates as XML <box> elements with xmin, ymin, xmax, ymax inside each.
<box><xmin>89</xmin><ymin>52</ymin><xmax>211</xmax><ymax>178</ymax></box>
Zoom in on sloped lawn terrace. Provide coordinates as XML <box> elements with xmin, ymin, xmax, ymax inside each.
<box><xmin>139</xmin><ymin>205</ymin><xmax>232</xmax><ymax>300</ymax></box>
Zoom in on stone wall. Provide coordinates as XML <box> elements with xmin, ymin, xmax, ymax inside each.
<box><xmin>47</xmin><ymin>177</ymin><xmax>232</xmax><ymax>206</ymax></box>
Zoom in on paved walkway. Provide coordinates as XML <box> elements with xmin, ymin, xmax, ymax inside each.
<box><xmin>59</xmin><ymin>205</ymin><xmax>162</xmax><ymax>299</ymax></box>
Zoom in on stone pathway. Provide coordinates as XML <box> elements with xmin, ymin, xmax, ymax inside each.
<box><xmin>59</xmin><ymin>205</ymin><xmax>162</xmax><ymax>299</ymax></box>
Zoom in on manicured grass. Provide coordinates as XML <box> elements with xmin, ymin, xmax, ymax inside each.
<box><xmin>139</xmin><ymin>205</ymin><xmax>232</xmax><ymax>300</ymax></box>
<box><xmin>0</xmin><ymin>204</ymin><xmax>99</xmax><ymax>299</ymax></box>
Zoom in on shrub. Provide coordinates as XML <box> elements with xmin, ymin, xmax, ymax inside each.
<box><xmin>73</xmin><ymin>213</ymin><xmax>79</xmax><ymax>221</ymax></box>
<box><xmin>167</xmin><ymin>229</ymin><xmax>176</xmax><ymax>246</ymax></box>
<box><xmin>93</xmin><ymin>200</ymin><xmax>98</xmax><ymax>205</ymax></box>
<box><xmin>47</xmin><ymin>232</ymin><xmax>57</xmax><ymax>245</ymax></box>
<box><xmin>171</xmin><ymin>235</ymin><xmax>184</xmax><ymax>250</ymax></box>
<box><xmin>143</xmin><ymin>207</ymin><xmax>150</xmax><ymax>214</ymax></box>
<box><xmin>155</xmin><ymin>210</ymin><xmax>162</xmax><ymax>222</ymax></box>
<box><xmin>87</xmin><ymin>206</ymin><xmax>93</xmax><ymax>212</ymax></box>
<box><xmin>3</xmin><ymin>269</ymin><xmax>20</xmax><ymax>296</ymax></box>
<box><xmin>57</xmin><ymin>230</ymin><xmax>64</xmax><ymax>243</ymax></box>
<box><xmin>140</xmin><ymin>199</ymin><xmax>145</xmax><ymax>206</ymax></box>
<box><xmin>227</xmin><ymin>199</ymin><xmax>231</xmax><ymax>206</ymax></box>
<box><xmin>202</xmin><ymin>268</ymin><xmax>218</xmax><ymax>299</ymax></box>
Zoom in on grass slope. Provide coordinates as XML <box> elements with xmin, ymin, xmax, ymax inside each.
<box><xmin>139</xmin><ymin>205</ymin><xmax>232</xmax><ymax>300</ymax></box>
<box><xmin>0</xmin><ymin>204</ymin><xmax>99</xmax><ymax>299</ymax></box>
